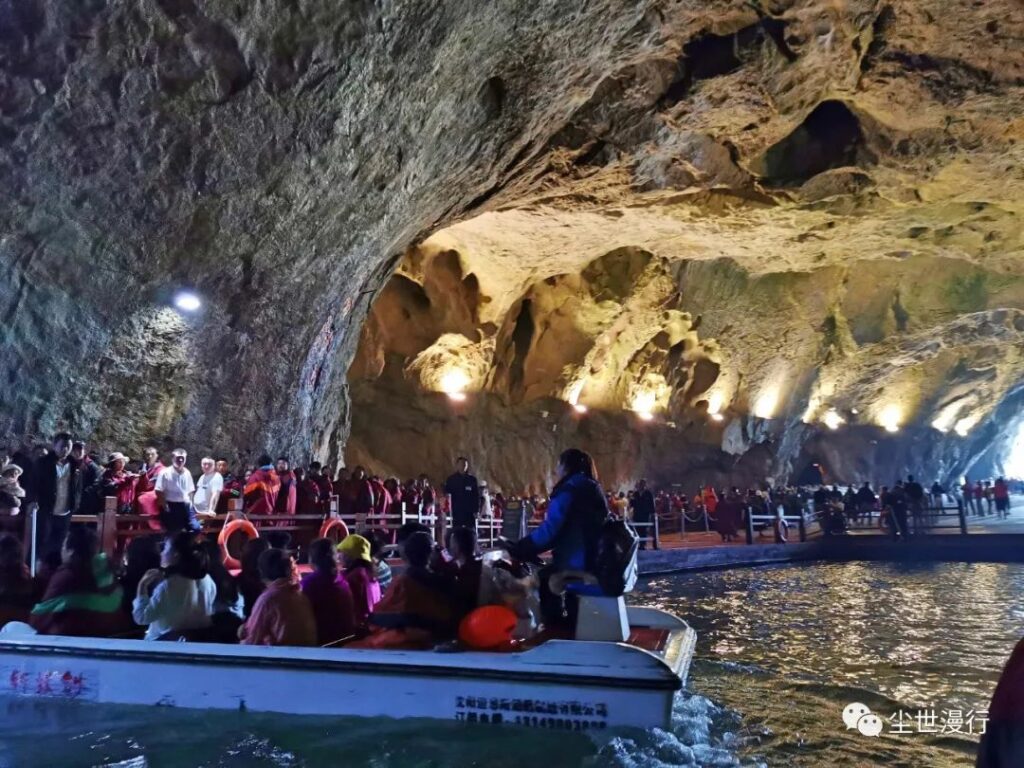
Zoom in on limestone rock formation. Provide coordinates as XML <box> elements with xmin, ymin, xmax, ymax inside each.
<box><xmin>3</xmin><ymin>0</ymin><xmax>1024</xmax><ymax>490</ymax></box>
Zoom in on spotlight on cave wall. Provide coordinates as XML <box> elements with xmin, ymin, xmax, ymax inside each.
<box><xmin>440</xmin><ymin>368</ymin><xmax>469</xmax><ymax>401</ymax></box>
<box><xmin>573</xmin><ymin>404</ymin><xmax>588</xmax><ymax>414</ymax></box>
<box><xmin>753</xmin><ymin>387</ymin><xmax>780</xmax><ymax>419</ymax></box>
<box><xmin>822</xmin><ymin>409</ymin><xmax>844</xmax><ymax>431</ymax></box>
<box><xmin>954</xmin><ymin>417</ymin><xmax>977</xmax><ymax>437</ymax></box>
<box><xmin>879</xmin><ymin>404</ymin><xmax>902</xmax><ymax>433</ymax></box>
<box><xmin>173</xmin><ymin>291</ymin><xmax>202</xmax><ymax>313</ymax></box>
<box><xmin>631</xmin><ymin>390</ymin><xmax>656</xmax><ymax>421</ymax></box>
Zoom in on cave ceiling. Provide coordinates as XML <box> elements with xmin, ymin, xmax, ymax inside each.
<box><xmin>3</xmin><ymin>0</ymin><xmax>1024</xmax><ymax>488</ymax></box>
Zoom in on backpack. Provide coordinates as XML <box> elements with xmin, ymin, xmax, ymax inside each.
<box><xmin>594</xmin><ymin>517</ymin><xmax>639</xmax><ymax>597</ymax></box>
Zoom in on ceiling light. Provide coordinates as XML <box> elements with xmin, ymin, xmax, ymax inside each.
<box><xmin>573</xmin><ymin>403</ymin><xmax>588</xmax><ymax>414</ymax></box>
<box><xmin>173</xmin><ymin>292</ymin><xmax>201</xmax><ymax>312</ymax></box>
<box><xmin>822</xmin><ymin>409</ymin><xmax>844</xmax><ymax>431</ymax></box>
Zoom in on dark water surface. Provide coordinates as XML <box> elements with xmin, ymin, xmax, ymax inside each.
<box><xmin>0</xmin><ymin>561</ymin><xmax>1017</xmax><ymax>767</ymax></box>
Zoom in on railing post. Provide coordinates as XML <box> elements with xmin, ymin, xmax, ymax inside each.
<box><xmin>959</xmin><ymin>500</ymin><xmax>968</xmax><ymax>535</ymax></box>
<box><xmin>703</xmin><ymin>505</ymin><xmax>710</xmax><ymax>533</ymax></box>
<box><xmin>27</xmin><ymin>504</ymin><xmax>37</xmax><ymax>577</ymax></box>
<box><xmin>745</xmin><ymin>508</ymin><xmax>754</xmax><ymax>545</ymax></box>
<box><xmin>101</xmin><ymin>497</ymin><xmax>118</xmax><ymax>560</ymax></box>
<box><xmin>653</xmin><ymin>513</ymin><xmax>660</xmax><ymax>550</ymax></box>
<box><xmin>798</xmin><ymin>512</ymin><xmax>807</xmax><ymax>542</ymax></box>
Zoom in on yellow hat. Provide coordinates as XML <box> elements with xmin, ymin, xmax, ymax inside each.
<box><xmin>337</xmin><ymin>534</ymin><xmax>371</xmax><ymax>562</ymax></box>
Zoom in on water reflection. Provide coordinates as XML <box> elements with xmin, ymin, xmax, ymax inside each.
<box><xmin>646</xmin><ymin>561</ymin><xmax>1020</xmax><ymax>766</ymax></box>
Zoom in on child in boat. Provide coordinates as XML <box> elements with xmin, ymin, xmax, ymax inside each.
<box><xmin>349</xmin><ymin>532</ymin><xmax>457</xmax><ymax>650</ymax></box>
<box><xmin>300</xmin><ymin>537</ymin><xmax>356</xmax><ymax>645</ymax></box>
<box><xmin>239</xmin><ymin>547</ymin><xmax>317</xmax><ymax>647</ymax></box>
<box><xmin>132</xmin><ymin>532</ymin><xmax>217</xmax><ymax>641</ymax></box>
<box><xmin>443</xmin><ymin>527</ymin><xmax>499</xmax><ymax>618</ymax></box>
<box><xmin>30</xmin><ymin>525</ymin><xmax>126</xmax><ymax>637</ymax></box>
<box><xmin>368</xmin><ymin>530</ymin><xmax>392</xmax><ymax>593</ymax></box>
<box><xmin>0</xmin><ymin>534</ymin><xmax>37</xmax><ymax>626</ymax></box>
<box><xmin>337</xmin><ymin>534</ymin><xmax>381</xmax><ymax>628</ymax></box>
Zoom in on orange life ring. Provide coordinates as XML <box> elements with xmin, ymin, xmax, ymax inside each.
<box><xmin>318</xmin><ymin>518</ymin><xmax>350</xmax><ymax>546</ymax></box>
<box><xmin>218</xmin><ymin>519</ymin><xmax>259</xmax><ymax>570</ymax></box>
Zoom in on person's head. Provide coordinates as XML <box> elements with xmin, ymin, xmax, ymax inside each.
<box><xmin>144</xmin><ymin>447</ymin><xmax>159</xmax><ymax>465</ymax></box>
<box><xmin>215</xmin><ymin>459</ymin><xmax>230</xmax><ymax>476</ymax></box>
<box><xmin>33</xmin><ymin>444</ymin><xmax>49</xmax><ymax>459</ymax></box>
<box><xmin>396</xmin><ymin>521</ymin><xmax>430</xmax><ymax>544</ymax></box>
<box><xmin>418</xmin><ymin>474</ymin><xmax>430</xmax><ymax>487</ymax></box>
<box><xmin>309</xmin><ymin>462</ymin><xmax>322</xmax><ymax>475</ymax></box>
<box><xmin>275</xmin><ymin>457</ymin><xmax>290</xmax><ymax>473</ymax></box>
<box><xmin>352</xmin><ymin>466</ymin><xmax>366</xmax><ymax>480</ymax></box>
<box><xmin>162</xmin><ymin>531</ymin><xmax>208</xmax><ymax>579</ymax></box>
<box><xmin>200</xmin><ymin>539</ymin><xmax>232</xmax><ymax>586</ymax></box>
<box><xmin>171</xmin><ymin>449</ymin><xmax>187</xmax><ymax>470</ymax></box>
<box><xmin>241</xmin><ymin>537</ymin><xmax>271</xmax><ymax>575</ymax></box>
<box><xmin>52</xmin><ymin>432</ymin><xmax>73</xmax><ymax>460</ymax></box>
<box><xmin>294</xmin><ymin>467</ymin><xmax>306</xmax><ymax>481</ymax></box>
<box><xmin>402</xmin><ymin>531</ymin><xmax>434</xmax><ymax>568</ymax></box>
<box><xmin>1</xmin><ymin>464</ymin><xmax>22</xmax><ymax>482</ymax></box>
<box><xmin>0</xmin><ymin>533</ymin><xmax>23</xmax><ymax>570</ymax></box>
<box><xmin>70</xmin><ymin>441</ymin><xmax>86</xmax><ymax>461</ymax></box>
<box><xmin>105</xmin><ymin>452</ymin><xmax>127</xmax><ymax>472</ymax></box>
<box><xmin>62</xmin><ymin>524</ymin><xmax>98</xmax><ymax>565</ymax></box>
<box><xmin>448</xmin><ymin>527</ymin><xmax>477</xmax><ymax>563</ymax></box>
<box><xmin>257</xmin><ymin>547</ymin><xmax>295</xmax><ymax>583</ymax></box>
<box><xmin>337</xmin><ymin>534</ymin><xmax>372</xmax><ymax>568</ymax></box>
<box><xmin>200</xmin><ymin>457</ymin><xmax>215</xmax><ymax>474</ymax></box>
<box><xmin>455</xmin><ymin>457</ymin><xmax>470</xmax><ymax>474</ymax></box>
<box><xmin>907</xmin><ymin>475</ymin><xmax>915</xmax><ymax>483</ymax></box>
<box><xmin>124</xmin><ymin>535</ymin><xmax>161</xmax><ymax>576</ymax></box>
<box><xmin>257</xmin><ymin>453</ymin><xmax>273</xmax><ymax>468</ymax></box>
<box><xmin>557</xmin><ymin>448</ymin><xmax>596</xmax><ymax>483</ymax></box>
<box><xmin>308</xmin><ymin>537</ymin><xmax>337</xmax><ymax>576</ymax></box>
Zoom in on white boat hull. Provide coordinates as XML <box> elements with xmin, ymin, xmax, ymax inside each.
<box><xmin>0</xmin><ymin>608</ymin><xmax>695</xmax><ymax>731</ymax></box>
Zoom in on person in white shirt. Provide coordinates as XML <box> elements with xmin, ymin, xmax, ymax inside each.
<box><xmin>192</xmin><ymin>457</ymin><xmax>223</xmax><ymax>519</ymax></box>
<box><xmin>154</xmin><ymin>449</ymin><xmax>196</xmax><ymax>533</ymax></box>
<box><xmin>133</xmin><ymin>531</ymin><xmax>217</xmax><ymax>640</ymax></box>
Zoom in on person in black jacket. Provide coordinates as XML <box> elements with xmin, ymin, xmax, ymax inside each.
<box><xmin>72</xmin><ymin>443</ymin><xmax>103</xmax><ymax>515</ymax></box>
<box><xmin>32</xmin><ymin>433</ymin><xmax>82</xmax><ymax>563</ymax></box>
<box><xmin>630</xmin><ymin>479</ymin><xmax>656</xmax><ymax>550</ymax></box>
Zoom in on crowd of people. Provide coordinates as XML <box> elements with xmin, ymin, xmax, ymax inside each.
<box><xmin>0</xmin><ymin>435</ymin><xmax>620</xmax><ymax>649</ymax></box>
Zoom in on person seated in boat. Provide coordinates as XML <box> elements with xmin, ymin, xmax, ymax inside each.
<box><xmin>30</xmin><ymin>525</ymin><xmax>126</xmax><ymax>637</ymax></box>
<box><xmin>506</xmin><ymin>448</ymin><xmax>608</xmax><ymax>634</ymax></box>
<box><xmin>442</xmin><ymin>527</ymin><xmax>499</xmax><ymax>619</ymax></box>
<box><xmin>0</xmin><ymin>534</ymin><xmax>38</xmax><ymax>626</ymax></box>
<box><xmin>119</xmin><ymin>535</ymin><xmax>161</xmax><ymax>617</ymax></box>
<box><xmin>349</xmin><ymin>532</ymin><xmax>457</xmax><ymax>650</ymax></box>
<box><xmin>201</xmin><ymin>539</ymin><xmax>245</xmax><ymax>642</ymax></box>
<box><xmin>239</xmin><ymin>537</ymin><xmax>271</xmax><ymax>617</ymax></box>
<box><xmin>337</xmin><ymin>534</ymin><xmax>382</xmax><ymax>628</ymax></box>
<box><xmin>300</xmin><ymin>537</ymin><xmax>356</xmax><ymax>645</ymax></box>
<box><xmin>132</xmin><ymin>532</ymin><xmax>217</xmax><ymax>641</ymax></box>
<box><xmin>368</xmin><ymin>530</ymin><xmax>393</xmax><ymax>593</ymax></box>
<box><xmin>239</xmin><ymin>547</ymin><xmax>317</xmax><ymax>647</ymax></box>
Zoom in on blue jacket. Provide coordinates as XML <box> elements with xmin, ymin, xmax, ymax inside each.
<box><xmin>525</xmin><ymin>473</ymin><xmax>608</xmax><ymax>573</ymax></box>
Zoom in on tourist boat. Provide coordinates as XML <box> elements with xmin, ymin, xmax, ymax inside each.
<box><xmin>0</xmin><ymin>605</ymin><xmax>694</xmax><ymax>731</ymax></box>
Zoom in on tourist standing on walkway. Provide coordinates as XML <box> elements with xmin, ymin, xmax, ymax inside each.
<box><xmin>72</xmin><ymin>442</ymin><xmax>103</xmax><ymax>516</ymax></box>
<box><xmin>631</xmin><ymin>479</ymin><xmax>656</xmax><ymax>549</ymax></box>
<box><xmin>244</xmin><ymin>455</ymin><xmax>280</xmax><ymax>515</ymax></box>
<box><xmin>274</xmin><ymin>457</ymin><xmax>297</xmax><ymax>517</ymax></box>
<box><xmin>984</xmin><ymin>481</ymin><xmax>995</xmax><ymax>515</ymax></box>
<box><xmin>155</xmin><ymin>449</ymin><xmax>197</xmax><ymax>533</ymax></box>
<box><xmin>995</xmin><ymin>477</ymin><xmax>1011</xmax><ymax>518</ymax></box>
<box><xmin>906</xmin><ymin>475</ymin><xmax>926</xmax><ymax>533</ymax></box>
<box><xmin>214</xmin><ymin>460</ymin><xmax>243</xmax><ymax>514</ymax></box>
<box><xmin>191</xmin><ymin>457</ymin><xmax>223</xmax><ymax>520</ymax></box>
<box><xmin>32</xmin><ymin>432</ymin><xmax>81</xmax><ymax>561</ymax></box>
<box><xmin>974</xmin><ymin>481</ymin><xmax>985</xmax><ymax>516</ymax></box>
<box><xmin>101</xmin><ymin>453</ymin><xmax>137</xmax><ymax>514</ymax></box>
<box><xmin>444</xmin><ymin>457</ymin><xmax>480</xmax><ymax>530</ymax></box>
<box><xmin>888</xmin><ymin>482</ymin><xmax>910</xmax><ymax>539</ymax></box>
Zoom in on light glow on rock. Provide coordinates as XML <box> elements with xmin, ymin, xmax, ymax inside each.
<box><xmin>173</xmin><ymin>292</ymin><xmax>201</xmax><ymax>312</ymax></box>
<box><xmin>753</xmin><ymin>387</ymin><xmax>780</xmax><ymax>419</ymax></box>
<box><xmin>879</xmin><ymin>404</ymin><xmax>902</xmax><ymax>433</ymax></box>
<box><xmin>440</xmin><ymin>368</ymin><xmax>470</xmax><ymax>399</ymax></box>
<box><xmin>823</xmin><ymin>409</ymin><xmax>844</xmax><ymax>431</ymax></box>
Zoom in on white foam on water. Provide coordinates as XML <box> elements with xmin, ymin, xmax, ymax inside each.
<box><xmin>589</xmin><ymin>693</ymin><xmax>757</xmax><ymax>767</ymax></box>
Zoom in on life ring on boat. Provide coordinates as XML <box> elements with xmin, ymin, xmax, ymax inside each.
<box><xmin>318</xmin><ymin>518</ymin><xmax>350</xmax><ymax>547</ymax></box>
<box><xmin>218</xmin><ymin>519</ymin><xmax>259</xmax><ymax>570</ymax></box>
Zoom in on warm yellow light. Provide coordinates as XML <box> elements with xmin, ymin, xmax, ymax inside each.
<box><xmin>448</xmin><ymin>391</ymin><xmax>467</xmax><ymax>402</ymax></box>
<box><xmin>573</xmin><ymin>403</ymin><xmax>588</xmax><ymax>414</ymax></box>
<box><xmin>637</xmin><ymin>410</ymin><xmax>654</xmax><ymax>422</ymax></box>
<box><xmin>879</xmin><ymin>404</ymin><xmax>901</xmax><ymax>433</ymax></box>
<box><xmin>823</xmin><ymin>409</ymin><xmax>844</xmax><ymax>431</ymax></box>
<box><xmin>631</xmin><ymin>390</ymin><xmax>656</xmax><ymax>415</ymax></box>
<box><xmin>753</xmin><ymin>387</ymin><xmax>780</xmax><ymax>419</ymax></box>
<box><xmin>440</xmin><ymin>369</ymin><xmax>469</xmax><ymax>396</ymax></box>
<box><xmin>566</xmin><ymin>380</ymin><xmax>585</xmax><ymax>406</ymax></box>
<box><xmin>710</xmin><ymin>412</ymin><xmax>724</xmax><ymax>423</ymax></box>
<box><xmin>707</xmin><ymin>391</ymin><xmax>724</xmax><ymax>416</ymax></box>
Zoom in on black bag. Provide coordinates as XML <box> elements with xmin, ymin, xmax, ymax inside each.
<box><xmin>594</xmin><ymin>517</ymin><xmax>639</xmax><ymax>597</ymax></box>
